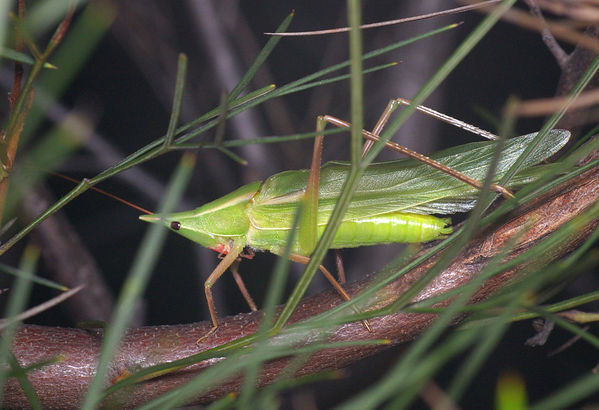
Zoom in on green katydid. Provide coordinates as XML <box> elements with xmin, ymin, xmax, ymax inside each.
<box><xmin>136</xmin><ymin>98</ymin><xmax>570</xmax><ymax>337</ymax></box>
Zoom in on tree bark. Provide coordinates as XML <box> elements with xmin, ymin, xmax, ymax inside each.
<box><xmin>4</xmin><ymin>162</ymin><xmax>599</xmax><ymax>408</ymax></box>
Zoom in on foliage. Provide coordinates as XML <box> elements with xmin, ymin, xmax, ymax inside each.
<box><xmin>1</xmin><ymin>1</ymin><xmax>599</xmax><ymax>409</ymax></box>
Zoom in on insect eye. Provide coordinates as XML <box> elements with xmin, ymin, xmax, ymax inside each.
<box><xmin>170</xmin><ymin>221</ymin><xmax>181</xmax><ymax>230</ymax></box>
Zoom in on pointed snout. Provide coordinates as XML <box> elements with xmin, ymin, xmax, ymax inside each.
<box><xmin>139</xmin><ymin>214</ymin><xmax>181</xmax><ymax>232</ymax></box>
<box><xmin>139</xmin><ymin>214</ymin><xmax>161</xmax><ymax>223</ymax></box>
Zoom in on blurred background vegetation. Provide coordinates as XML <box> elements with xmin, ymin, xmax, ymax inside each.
<box><xmin>1</xmin><ymin>1</ymin><xmax>596</xmax><ymax>408</ymax></box>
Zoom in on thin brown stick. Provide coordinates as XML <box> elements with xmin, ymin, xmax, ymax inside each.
<box><xmin>524</xmin><ymin>0</ymin><xmax>569</xmax><ymax>67</ymax></box>
<box><xmin>514</xmin><ymin>87</ymin><xmax>599</xmax><ymax>117</ymax></box>
<box><xmin>0</xmin><ymin>286</ymin><xmax>84</xmax><ymax>331</ymax></box>
<box><xmin>50</xmin><ymin>171</ymin><xmax>153</xmax><ymax>215</ymax></box>
<box><xmin>264</xmin><ymin>1</ymin><xmax>500</xmax><ymax>36</ymax></box>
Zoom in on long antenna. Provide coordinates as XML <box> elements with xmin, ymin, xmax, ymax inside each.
<box><xmin>50</xmin><ymin>171</ymin><xmax>153</xmax><ymax>215</ymax></box>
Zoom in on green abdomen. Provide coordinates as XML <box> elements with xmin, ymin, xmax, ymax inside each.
<box><xmin>328</xmin><ymin>212</ymin><xmax>452</xmax><ymax>248</ymax></box>
<box><xmin>248</xmin><ymin>212</ymin><xmax>452</xmax><ymax>255</ymax></box>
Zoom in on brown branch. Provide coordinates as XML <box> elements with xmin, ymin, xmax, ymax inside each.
<box><xmin>3</xmin><ymin>163</ymin><xmax>599</xmax><ymax>408</ymax></box>
<box><xmin>0</xmin><ymin>3</ymin><xmax>75</xmax><ymax>223</ymax></box>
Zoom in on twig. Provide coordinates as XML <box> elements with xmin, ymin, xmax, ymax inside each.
<box><xmin>514</xmin><ymin>87</ymin><xmax>599</xmax><ymax>116</ymax></box>
<box><xmin>3</xmin><ymin>163</ymin><xmax>599</xmax><ymax>407</ymax></box>
<box><xmin>264</xmin><ymin>1</ymin><xmax>500</xmax><ymax>36</ymax></box>
<box><xmin>467</xmin><ymin>0</ymin><xmax>599</xmax><ymax>53</ymax></box>
<box><xmin>524</xmin><ymin>0</ymin><xmax>569</xmax><ymax>67</ymax></box>
<box><xmin>0</xmin><ymin>285</ymin><xmax>84</xmax><ymax>331</ymax></box>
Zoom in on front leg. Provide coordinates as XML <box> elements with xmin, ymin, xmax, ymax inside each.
<box><xmin>198</xmin><ymin>241</ymin><xmax>244</xmax><ymax>344</ymax></box>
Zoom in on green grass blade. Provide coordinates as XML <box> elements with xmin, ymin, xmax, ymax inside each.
<box><xmin>0</xmin><ymin>244</ymin><xmax>39</xmax><ymax>404</ymax></box>
<box><xmin>80</xmin><ymin>152</ymin><xmax>196</xmax><ymax>410</ymax></box>
<box><xmin>163</xmin><ymin>54</ymin><xmax>187</xmax><ymax>148</ymax></box>
<box><xmin>362</xmin><ymin>0</ymin><xmax>516</xmax><ymax>166</ymax></box>
<box><xmin>0</xmin><ymin>262</ymin><xmax>67</xmax><ymax>291</ymax></box>
<box><xmin>215</xmin><ymin>146</ymin><xmax>248</xmax><ymax>165</ymax></box>
<box><xmin>25</xmin><ymin>0</ymin><xmax>77</xmax><ymax>37</ymax></box>
<box><xmin>167</xmin><ymin>11</ymin><xmax>293</xmax><ymax>138</ymax></box>
<box><xmin>140</xmin><ymin>83</ymin><xmax>277</xmax><ymax>139</ymax></box>
<box><xmin>213</xmin><ymin>92</ymin><xmax>229</xmax><ymax>147</ymax></box>
<box><xmin>499</xmin><ymin>54</ymin><xmax>599</xmax><ymax>187</ymax></box>
<box><xmin>5</xmin><ymin>112</ymin><xmax>87</xmax><ymax>219</ymax></box>
<box><xmin>0</xmin><ymin>47</ymin><xmax>56</xmax><ymax>68</ymax></box>
<box><xmin>171</xmin><ymin>62</ymin><xmax>396</xmax><ymax>151</ymax></box>
<box><xmin>348</xmin><ymin>0</ymin><xmax>363</xmax><ymax>167</ymax></box>
<box><xmin>5</xmin><ymin>351</ymin><xmax>43</xmax><ymax>409</ymax></box>
<box><xmin>529</xmin><ymin>364</ymin><xmax>599</xmax><ymax>410</ymax></box>
<box><xmin>511</xmin><ymin>288</ymin><xmax>599</xmax><ymax>323</ymax></box>
<box><xmin>0</xmin><ymin>0</ymin><xmax>10</xmax><ymax>63</ymax></box>
<box><xmin>382</xmin><ymin>330</ymin><xmax>479</xmax><ymax>409</ymax></box>
<box><xmin>278</xmin><ymin>62</ymin><xmax>397</xmax><ymax>97</ymax></box>
<box><xmin>278</xmin><ymin>0</ymin><xmax>517</xmax><ymax>334</ymax></box>
<box><xmin>228</xmin><ymin>12</ymin><xmax>293</xmax><ymax>100</ymax></box>
<box><xmin>238</xmin><ymin>209</ymin><xmax>300</xmax><ymax>406</ymax></box>
<box><xmin>174</xmin><ymin>128</ymin><xmax>343</xmax><ymax>150</ymax></box>
<box><xmin>135</xmin><ymin>339</ymin><xmax>386</xmax><ymax>410</ymax></box>
<box><xmin>171</xmin><ymin>23</ymin><xmax>457</xmax><ymax>147</ymax></box>
<box><xmin>271</xmin><ymin>0</ymin><xmax>368</xmax><ymax>332</ymax></box>
<box><xmin>445</xmin><ymin>310</ymin><xmax>514</xmax><ymax>405</ymax></box>
<box><xmin>21</xmin><ymin>0</ymin><xmax>115</xmax><ymax>145</ymax></box>
<box><xmin>280</xmin><ymin>0</ymin><xmax>365</xmax><ymax>327</ymax></box>
<box><xmin>0</xmin><ymin>23</ymin><xmax>456</xmax><ymax>256</ymax></box>
<box><xmin>441</xmin><ymin>207</ymin><xmax>599</xmax><ymax>405</ymax></box>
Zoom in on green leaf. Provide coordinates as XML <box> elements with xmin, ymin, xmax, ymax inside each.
<box><xmin>0</xmin><ymin>47</ymin><xmax>56</xmax><ymax>68</ymax></box>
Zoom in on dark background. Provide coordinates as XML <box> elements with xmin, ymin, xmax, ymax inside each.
<box><xmin>2</xmin><ymin>1</ymin><xmax>591</xmax><ymax>408</ymax></box>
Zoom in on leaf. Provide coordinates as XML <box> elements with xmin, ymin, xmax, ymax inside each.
<box><xmin>0</xmin><ymin>47</ymin><xmax>56</xmax><ymax>68</ymax></box>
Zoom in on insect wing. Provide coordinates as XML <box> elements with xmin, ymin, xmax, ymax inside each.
<box><xmin>342</xmin><ymin>129</ymin><xmax>570</xmax><ymax>217</ymax></box>
<box><xmin>248</xmin><ymin>130</ymin><xmax>570</xmax><ymax>230</ymax></box>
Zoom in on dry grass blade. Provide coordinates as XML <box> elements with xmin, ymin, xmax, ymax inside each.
<box><xmin>515</xmin><ymin>88</ymin><xmax>599</xmax><ymax>117</ymax></box>
<box><xmin>264</xmin><ymin>1</ymin><xmax>500</xmax><ymax>36</ymax></box>
<box><xmin>464</xmin><ymin>0</ymin><xmax>599</xmax><ymax>52</ymax></box>
<box><xmin>535</xmin><ymin>0</ymin><xmax>599</xmax><ymax>23</ymax></box>
<box><xmin>0</xmin><ymin>285</ymin><xmax>84</xmax><ymax>331</ymax></box>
